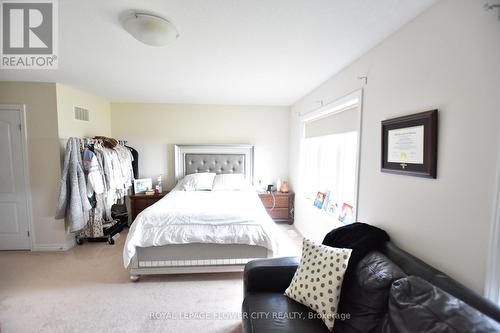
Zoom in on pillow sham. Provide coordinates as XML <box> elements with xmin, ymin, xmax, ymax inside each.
<box><xmin>175</xmin><ymin>173</ymin><xmax>216</xmax><ymax>191</ymax></box>
<box><xmin>284</xmin><ymin>238</ymin><xmax>352</xmax><ymax>331</ymax></box>
<box><xmin>212</xmin><ymin>174</ymin><xmax>249</xmax><ymax>190</ymax></box>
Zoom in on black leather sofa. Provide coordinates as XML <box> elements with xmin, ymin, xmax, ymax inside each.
<box><xmin>242</xmin><ymin>242</ymin><xmax>500</xmax><ymax>332</ymax></box>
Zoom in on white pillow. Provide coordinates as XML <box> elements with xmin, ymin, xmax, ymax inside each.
<box><xmin>175</xmin><ymin>173</ymin><xmax>216</xmax><ymax>191</ymax></box>
<box><xmin>284</xmin><ymin>239</ymin><xmax>352</xmax><ymax>331</ymax></box>
<box><xmin>212</xmin><ymin>174</ymin><xmax>250</xmax><ymax>191</ymax></box>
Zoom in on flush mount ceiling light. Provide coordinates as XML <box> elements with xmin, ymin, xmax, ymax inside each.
<box><xmin>120</xmin><ymin>11</ymin><xmax>179</xmax><ymax>46</ymax></box>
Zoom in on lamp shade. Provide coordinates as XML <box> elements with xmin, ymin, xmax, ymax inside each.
<box><xmin>121</xmin><ymin>12</ymin><xmax>179</xmax><ymax>46</ymax></box>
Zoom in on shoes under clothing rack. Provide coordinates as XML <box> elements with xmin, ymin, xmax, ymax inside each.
<box><xmin>76</xmin><ymin>201</ymin><xmax>130</xmax><ymax>245</ymax></box>
<box><xmin>76</xmin><ymin>201</ymin><xmax>129</xmax><ymax>245</ymax></box>
<box><xmin>76</xmin><ymin>217</ymin><xmax>127</xmax><ymax>245</ymax></box>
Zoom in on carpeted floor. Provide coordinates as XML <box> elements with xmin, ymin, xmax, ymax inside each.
<box><xmin>0</xmin><ymin>224</ymin><xmax>302</xmax><ymax>333</ymax></box>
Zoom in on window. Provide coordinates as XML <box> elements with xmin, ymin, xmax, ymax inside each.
<box><xmin>303</xmin><ymin>131</ymin><xmax>358</xmax><ymax>211</ymax></box>
<box><xmin>300</xmin><ymin>101</ymin><xmax>361</xmax><ymax>226</ymax></box>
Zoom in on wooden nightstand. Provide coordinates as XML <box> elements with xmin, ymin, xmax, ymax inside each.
<box><xmin>129</xmin><ymin>192</ymin><xmax>167</xmax><ymax>221</ymax></box>
<box><xmin>258</xmin><ymin>192</ymin><xmax>295</xmax><ymax>224</ymax></box>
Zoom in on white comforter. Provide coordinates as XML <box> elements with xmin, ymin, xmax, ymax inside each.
<box><xmin>123</xmin><ymin>190</ymin><xmax>279</xmax><ymax>267</ymax></box>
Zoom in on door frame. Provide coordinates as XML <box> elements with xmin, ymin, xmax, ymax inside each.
<box><xmin>0</xmin><ymin>104</ymin><xmax>34</xmax><ymax>251</ymax></box>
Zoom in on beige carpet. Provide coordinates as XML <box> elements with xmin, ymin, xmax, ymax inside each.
<box><xmin>0</xmin><ymin>225</ymin><xmax>302</xmax><ymax>333</ymax></box>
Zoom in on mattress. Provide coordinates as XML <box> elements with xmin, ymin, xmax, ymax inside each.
<box><xmin>123</xmin><ymin>189</ymin><xmax>279</xmax><ymax>267</ymax></box>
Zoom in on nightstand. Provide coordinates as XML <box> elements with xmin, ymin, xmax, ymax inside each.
<box><xmin>129</xmin><ymin>192</ymin><xmax>167</xmax><ymax>221</ymax></box>
<box><xmin>258</xmin><ymin>191</ymin><xmax>295</xmax><ymax>224</ymax></box>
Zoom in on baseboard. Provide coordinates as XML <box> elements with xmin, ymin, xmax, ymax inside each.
<box><xmin>32</xmin><ymin>240</ymin><xmax>74</xmax><ymax>252</ymax></box>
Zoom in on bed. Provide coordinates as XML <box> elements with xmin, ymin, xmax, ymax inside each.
<box><xmin>123</xmin><ymin>144</ymin><xmax>279</xmax><ymax>281</ymax></box>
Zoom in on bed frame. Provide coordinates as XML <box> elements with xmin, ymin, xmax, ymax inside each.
<box><xmin>129</xmin><ymin>144</ymin><xmax>268</xmax><ymax>281</ymax></box>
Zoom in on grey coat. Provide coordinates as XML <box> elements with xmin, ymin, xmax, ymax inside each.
<box><xmin>55</xmin><ymin>137</ymin><xmax>92</xmax><ymax>232</ymax></box>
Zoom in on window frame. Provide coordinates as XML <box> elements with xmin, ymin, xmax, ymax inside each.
<box><xmin>298</xmin><ymin>89</ymin><xmax>363</xmax><ymax>222</ymax></box>
<box><xmin>486</xmin><ymin>162</ymin><xmax>500</xmax><ymax>304</ymax></box>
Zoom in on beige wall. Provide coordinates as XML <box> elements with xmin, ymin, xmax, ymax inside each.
<box><xmin>0</xmin><ymin>82</ymin><xmax>112</xmax><ymax>249</ymax></box>
<box><xmin>0</xmin><ymin>82</ymin><xmax>66</xmax><ymax>248</ymax></box>
<box><xmin>111</xmin><ymin>103</ymin><xmax>290</xmax><ymax>190</ymax></box>
<box><xmin>0</xmin><ymin>83</ymin><xmax>287</xmax><ymax>248</ymax></box>
<box><xmin>289</xmin><ymin>0</ymin><xmax>500</xmax><ymax>294</ymax></box>
<box><xmin>56</xmin><ymin>83</ymin><xmax>111</xmax><ymax>139</ymax></box>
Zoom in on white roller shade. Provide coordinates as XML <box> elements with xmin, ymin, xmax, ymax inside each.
<box><xmin>305</xmin><ymin>107</ymin><xmax>359</xmax><ymax>138</ymax></box>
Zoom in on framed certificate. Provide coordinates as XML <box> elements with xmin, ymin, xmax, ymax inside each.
<box><xmin>381</xmin><ymin>110</ymin><xmax>438</xmax><ymax>178</ymax></box>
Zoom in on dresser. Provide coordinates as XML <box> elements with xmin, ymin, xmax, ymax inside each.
<box><xmin>129</xmin><ymin>193</ymin><xmax>167</xmax><ymax>221</ymax></box>
<box><xmin>258</xmin><ymin>192</ymin><xmax>294</xmax><ymax>224</ymax></box>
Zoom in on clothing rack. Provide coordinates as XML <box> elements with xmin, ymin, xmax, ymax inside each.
<box><xmin>65</xmin><ymin>136</ymin><xmax>134</xmax><ymax>245</ymax></box>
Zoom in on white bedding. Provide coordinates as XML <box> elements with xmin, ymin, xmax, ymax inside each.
<box><xmin>123</xmin><ymin>189</ymin><xmax>280</xmax><ymax>267</ymax></box>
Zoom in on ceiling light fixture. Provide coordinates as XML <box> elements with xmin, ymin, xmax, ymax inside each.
<box><xmin>120</xmin><ymin>11</ymin><xmax>179</xmax><ymax>46</ymax></box>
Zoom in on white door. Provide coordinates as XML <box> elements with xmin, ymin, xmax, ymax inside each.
<box><xmin>0</xmin><ymin>106</ymin><xmax>31</xmax><ymax>250</ymax></box>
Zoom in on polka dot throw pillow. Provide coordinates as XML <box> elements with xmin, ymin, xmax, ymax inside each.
<box><xmin>284</xmin><ymin>238</ymin><xmax>352</xmax><ymax>331</ymax></box>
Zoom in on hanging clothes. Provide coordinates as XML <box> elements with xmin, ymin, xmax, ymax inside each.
<box><xmin>56</xmin><ymin>137</ymin><xmax>135</xmax><ymax>235</ymax></box>
<box><xmin>115</xmin><ymin>144</ymin><xmax>134</xmax><ymax>196</ymax></box>
<box><xmin>55</xmin><ymin>138</ymin><xmax>92</xmax><ymax>232</ymax></box>
<box><xmin>87</xmin><ymin>141</ymin><xmax>134</xmax><ymax>220</ymax></box>
<box><xmin>81</xmin><ymin>147</ymin><xmax>105</xmax><ymax>197</ymax></box>
<box><xmin>126</xmin><ymin>145</ymin><xmax>139</xmax><ymax>179</ymax></box>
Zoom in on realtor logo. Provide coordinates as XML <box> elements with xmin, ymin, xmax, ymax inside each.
<box><xmin>1</xmin><ymin>0</ymin><xmax>58</xmax><ymax>69</ymax></box>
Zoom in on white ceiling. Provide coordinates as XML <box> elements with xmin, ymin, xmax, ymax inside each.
<box><xmin>0</xmin><ymin>0</ymin><xmax>437</xmax><ymax>105</ymax></box>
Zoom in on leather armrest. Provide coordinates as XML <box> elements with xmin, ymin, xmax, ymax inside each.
<box><xmin>381</xmin><ymin>242</ymin><xmax>500</xmax><ymax>322</ymax></box>
<box><xmin>243</xmin><ymin>256</ymin><xmax>299</xmax><ymax>297</ymax></box>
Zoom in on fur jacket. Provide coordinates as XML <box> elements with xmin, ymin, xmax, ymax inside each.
<box><xmin>55</xmin><ymin>137</ymin><xmax>92</xmax><ymax>232</ymax></box>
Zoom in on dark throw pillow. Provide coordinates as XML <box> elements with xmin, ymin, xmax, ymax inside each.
<box><xmin>335</xmin><ymin>251</ymin><xmax>406</xmax><ymax>333</ymax></box>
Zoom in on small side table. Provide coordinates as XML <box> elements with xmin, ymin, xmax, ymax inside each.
<box><xmin>258</xmin><ymin>191</ymin><xmax>295</xmax><ymax>224</ymax></box>
<box><xmin>129</xmin><ymin>192</ymin><xmax>167</xmax><ymax>221</ymax></box>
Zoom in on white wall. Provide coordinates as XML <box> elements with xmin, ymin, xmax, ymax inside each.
<box><xmin>111</xmin><ymin>103</ymin><xmax>290</xmax><ymax>190</ymax></box>
<box><xmin>289</xmin><ymin>0</ymin><xmax>500</xmax><ymax>294</ymax></box>
<box><xmin>56</xmin><ymin>83</ymin><xmax>111</xmax><ymax>139</ymax></box>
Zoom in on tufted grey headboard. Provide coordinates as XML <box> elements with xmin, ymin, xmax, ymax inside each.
<box><xmin>174</xmin><ymin>145</ymin><xmax>254</xmax><ymax>183</ymax></box>
<box><xmin>185</xmin><ymin>154</ymin><xmax>245</xmax><ymax>175</ymax></box>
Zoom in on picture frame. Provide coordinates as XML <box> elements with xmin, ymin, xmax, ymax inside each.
<box><xmin>322</xmin><ymin>191</ymin><xmax>331</xmax><ymax>211</ymax></box>
<box><xmin>381</xmin><ymin>110</ymin><xmax>438</xmax><ymax>178</ymax></box>
<box><xmin>338</xmin><ymin>203</ymin><xmax>354</xmax><ymax>224</ymax></box>
<box><xmin>313</xmin><ymin>192</ymin><xmax>326</xmax><ymax>209</ymax></box>
<box><xmin>133</xmin><ymin>178</ymin><xmax>153</xmax><ymax>194</ymax></box>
